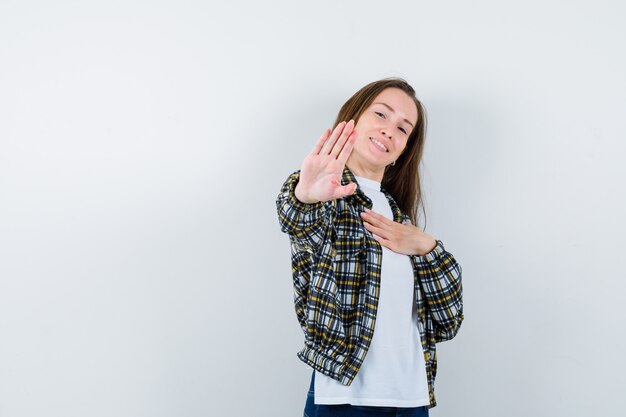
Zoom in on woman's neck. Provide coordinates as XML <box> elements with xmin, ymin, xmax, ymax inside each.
<box><xmin>346</xmin><ymin>161</ymin><xmax>384</xmax><ymax>183</ymax></box>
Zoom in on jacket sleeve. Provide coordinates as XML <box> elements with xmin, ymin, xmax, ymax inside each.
<box><xmin>275</xmin><ymin>170</ymin><xmax>337</xmax><ymax>251</ymax></box>
<box><xmin>412</xmin><ymin>240</ymin><xmax>464</xmax><ymax>342</ymax></box>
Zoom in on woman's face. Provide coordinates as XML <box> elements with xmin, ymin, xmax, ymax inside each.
<box><xmin>348</xmin><ymin>87</ymin><xmax>418</xmax><ymax>172</ymax></box>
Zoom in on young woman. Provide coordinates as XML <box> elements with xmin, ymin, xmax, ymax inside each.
<box><xmin>276</xmin><ymin>78</ymin><xmax>464</xmax><ymax>417</ymax></box>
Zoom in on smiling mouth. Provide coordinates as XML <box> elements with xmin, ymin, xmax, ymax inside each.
<box><xmin>369</xmin><ymin>137</ymin><xmax>388</xmax><ymax>152</ymax></box>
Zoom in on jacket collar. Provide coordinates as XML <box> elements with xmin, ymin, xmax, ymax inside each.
<box><xmin>341</xmin><ymin>166</ymin><xmax>405</xmax><ymax>224</ymax></box>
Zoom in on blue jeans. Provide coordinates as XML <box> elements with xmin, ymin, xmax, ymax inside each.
<box><xmin>303</xmin><ymin>370</ymin><xmax>429</xmax><ymax>417</ymax></box>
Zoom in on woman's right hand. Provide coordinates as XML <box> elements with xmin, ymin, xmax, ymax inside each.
<box><xmin>294</xmin><ymin>120</ymin><xmax>358</xmax><ymax>204</ymax></box>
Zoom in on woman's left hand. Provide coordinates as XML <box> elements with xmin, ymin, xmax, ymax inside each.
<box><xmin>360</xmin><ymin>208</ymin><xmax>437</xmax><ymax>256</ymax></box>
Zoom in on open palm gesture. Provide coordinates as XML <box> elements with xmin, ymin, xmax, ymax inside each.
<box><xmin>295</xmin><ymin>120</ymin><xmax>358</xmax><ymax>204</ymax></box>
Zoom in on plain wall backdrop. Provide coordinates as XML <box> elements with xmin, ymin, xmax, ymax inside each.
<box><xmin>1</xmin><ymin>1</ymin><xmax>625</xmax><ymax>416</ymax></box>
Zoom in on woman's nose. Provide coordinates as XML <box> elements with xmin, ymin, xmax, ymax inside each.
<box><xmin>381</xmin><ymin>129</ymin><xmax>392</xmax><ymax>140</ymax></box>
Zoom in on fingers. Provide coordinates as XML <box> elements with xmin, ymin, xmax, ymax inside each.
<box><xmin>363</xmin><ymin>221</ymin><xmax>390</xmax><ymax>240</ymax></box>
<box><xmin>311</xmin><ymin>128</ymin><xmax>331</xmax><ymax>155</ymax></box>
<box><xmin>321</xmin><ymin>120</ymin><xmax>354</xmax><ymax>156</ymax></box>
<box><xmin>337</xmin><ymin>130</ymin><xmax>357</xmax><ymax>164</ymax></box>
<box><xmin>329</xmin><ymin>120</ymin><xmax>355</xmax><ymax>158</ymax></box>
<box><xmin>317</xmin><ymin>122</ymin><xmax>345</xmax><ymax>155</ymax></box>
<box><xmin>370</xmin><ymin>233</ymin><xmax>389</xmax><ymax>248</ymax></box>
<box><xmin>361</xmin><ymin>210</ymin><xmax>395</xmax><ymax>240</ymax></box>
<box><xmin>360</xmin><ymin>209</ymin><xmax>393</xmax><ymax>227</ymax></box>
<box><xmin>334</xmin><ymin>182</ymin><xmax>357</xmax><ymax>199</ymax></box>
<box><xmin>361</xmin><ymin>210</ymin><xmax>423</xmax><ymax>255</ymax></box>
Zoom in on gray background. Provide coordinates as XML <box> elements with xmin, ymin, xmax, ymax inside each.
<box><xmin>1</xmin><ymin>1</ymin><xmax>625</xmax><ymax>416</ymax></box>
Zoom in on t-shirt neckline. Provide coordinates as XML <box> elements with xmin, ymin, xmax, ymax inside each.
<box><xmin>354</xmin><ymin>175</ymin><xmax>381</xmax><ymax>191</ymax></box>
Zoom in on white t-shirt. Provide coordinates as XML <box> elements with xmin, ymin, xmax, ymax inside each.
<box><xmin>314</xmin><ymin>175</ymin><xmax>430</xmax><ymax>407</ymax></box>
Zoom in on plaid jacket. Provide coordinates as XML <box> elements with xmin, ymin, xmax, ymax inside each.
<box><xmin>276</xmin><ymin>166</ymin><xmax>464</xmax><ymax>409</ymax></box>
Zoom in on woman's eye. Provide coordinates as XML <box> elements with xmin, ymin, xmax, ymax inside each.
<box><xmin>375</xmin><ymin>111</ymin><xmax>385</xmax><ymax>119</ymax></box>
<box><xmin>398</xmin><ymin>127</ymin><xmax>407</xmax><ymax>134</ymax></box>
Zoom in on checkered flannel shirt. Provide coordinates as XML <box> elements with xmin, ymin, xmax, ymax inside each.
<box><xmin>276</xmin><ymin>166</ymin><xmax>464</xmax><ymax>409</ymax></box>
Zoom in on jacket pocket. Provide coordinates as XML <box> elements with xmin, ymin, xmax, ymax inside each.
<box><xmin>332</xmin><ymin>234</ymin><xmax>366</xmax><ymax>260</ymax></box>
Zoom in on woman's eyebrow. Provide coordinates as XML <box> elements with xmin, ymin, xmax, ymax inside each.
<box><xmin>373</xmin><ymin>102</ymin><xmax>415</xmax><ymax>128</ymax></box>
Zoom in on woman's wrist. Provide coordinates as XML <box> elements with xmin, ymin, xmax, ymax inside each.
<box><xmin>294</xmin><ymin>183</ymin><xmax>319</xmax><ymax>204</ymax></box>
<box><xmin>416</xmin><ymin>237</ymin><xmax>437</xmax><ymax>256</ymax></box>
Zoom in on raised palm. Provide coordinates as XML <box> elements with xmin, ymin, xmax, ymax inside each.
<box><xmin>295</xmin><ymin>120</ymin><xmax>358</xmax><ymax>204</ymax></box>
